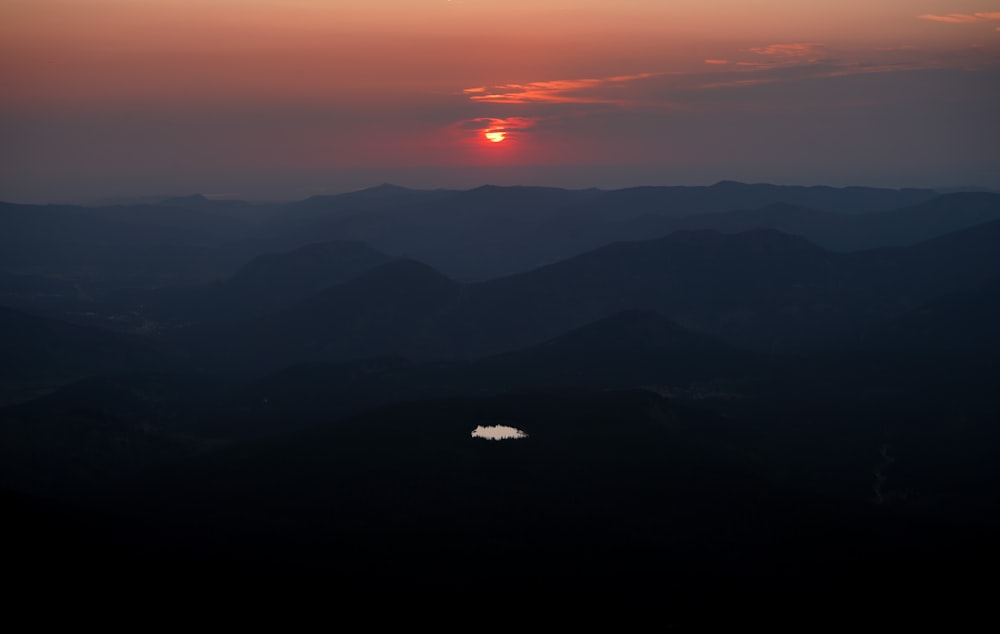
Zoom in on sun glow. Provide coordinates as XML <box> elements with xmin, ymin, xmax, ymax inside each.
<box><xmin>467</xmin><ymin>117</ymin><xmax>537</xmax><ymax>147</ymax></box>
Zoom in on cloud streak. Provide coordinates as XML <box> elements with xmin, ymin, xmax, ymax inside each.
<box><xmin>463</xmin><ymin>73</ymin><xmax>658</xmax><ymax>105</ymax></box>
<box><xmin>750</xmin><ymin>43</ymin><xmax>824</xmax><ymax>58</ymax></box>
<box><xmin>451</xmin><ymin>36</ymin><xmax>1000</xmax><ymax>156</ymax></box>
<box><xmin>919</xmin><ymin>12</ymin><xmax>1000</xmax><ymax>25</ymax></box>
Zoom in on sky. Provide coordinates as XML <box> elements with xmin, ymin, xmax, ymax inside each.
<box><xmin>1</xmin><ymin>0</ymin><xmax>999</xmax><ymax>203</ymax></box>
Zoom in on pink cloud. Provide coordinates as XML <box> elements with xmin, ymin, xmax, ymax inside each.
<box><xmin>750</xmin><ymin>43</ymin><xmax>824</xmax><ymax>58</ymax></box>
<box><xmin>919</xmin><ymin>12</ymin><xmax>1000</xmax><ymax>24</ymax></box>
<box><xmin>697</xmin><ymin>77</ymin><xmax>779</xmax><ymax>90</ymax></box>
<box><xmin>463</xmin><ymin>73</ymin><xmax>657</xmax><ymax>105</ymax></box>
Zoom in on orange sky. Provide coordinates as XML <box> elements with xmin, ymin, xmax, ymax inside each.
<box><xmin>2</xmin><ymin>0</ymin><xmax>998</xmax><ymax>201</ymax></box>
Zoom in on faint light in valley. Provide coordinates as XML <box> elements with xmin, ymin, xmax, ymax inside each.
<box><xmin>471</xmin><ymin>425</ymin><xmax>528</xmax><ymax>440</ymax></box>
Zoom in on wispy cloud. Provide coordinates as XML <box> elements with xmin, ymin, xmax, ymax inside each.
<box><xmin>919</xmin><ymin>12</ymin><xmax>1000</xmax><ymax>25</ymax></box>
<box><xmin>452</xmin><ymin>37</ymin><xmax>1000</xmax><ymax>146</ymax></box>
<box><xmin>750</xmin><ymin>43</ymin><xmax>824</xmax><ymax>58</ymax></box>
<box><xmin>919</xmin><ymin>13</ymin><xmax>985</xmax><ymax>23</ymax></box>
<box><xmin>697</xmin><ymin>77</ymin><xmax>779</xmax><ymax>90</ymax></box>
<box><xmin>463</xmin><ymin>73</ymin><xmax>658</xmax><ymax>105</ymax></box>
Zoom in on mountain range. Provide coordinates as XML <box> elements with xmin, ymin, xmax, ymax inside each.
<box><xmin>2</xmin><ymin>180</ymin><xmax>998</xmax><ymax>613</ymax></box>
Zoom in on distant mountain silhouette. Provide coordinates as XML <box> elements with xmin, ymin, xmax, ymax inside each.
<box><xmin>193</xmin><ymin>311</ymin><xmax>764</xmax><ymax>438</ymax></box>
<box><xmin>5</xmin><ymin>181</ymin><xmax>1000</xmax><ymax>614</ymax></box>
<box><xmin>226</xmin><ymin>181</ymin><xmax>940</xmax><ymax>280</ymax></box>
<box><xmin>226</xmin><ymin>240</ymin><xmax>393</xmax><ymax>306</ymax></box>
<box><xmin>0</xmin><ymin>306</ymin><xmax>172</xmax><ymax>382</ymax></box>
<box><xmin>576</xmin><ymin>180</ymin><xmax>937</xmax><ymax>218</ymax></box>
<box><xmin>475</xmin><ymin>309</ymin><xmax>763</xmax><ymax>390</ymax></box>
<box><xmin>0</xmin><ymin>201</ymin><xmax>238</xmax><ymax>300</ymax></box>
<box><xmin>857</xmin><ymin>276</ymin><xmax>1000</xmax><ymax>352</ymax></box>
<box><xmin>289</xmin><ymin>183</ymin><xmax>457</xmax><ymax>218</ymax></box>
<box><xmin>0</xmin><ymin>182</ymin><xmax>963</xmax><ymax>302</ymax></box>
<box><xmin>416</xmin><ymin>228</ymin><xmax>850</xmax><ymax>356</ymax></box>
<box><xmin>86</xmin><ymin>240</ymin><xmax>394</xmax><ymax>332</ymax></box>
<box><xmin>618</xmin><ymin>192</ymin><xmax>1000</xmax><ymax>252</ymax></box>
<box><xmin>422</xmin><ymin>221</ymin><xmax>1000</xmax><ymax>356</ymax></box>
<box><xmin>164</xmin><ymin>220</ymin><xmax>1000</xmax><ymax>373</ymax></box>
<box><xmin>828</xmin><ymin>276</ymin><xmax>1000</xmax><ymax>409</ymax></box>
<box><xmin>0</xmin><ymin>372</ymin><xmax>218</xmax><ymax>497</ymax></box>
<box><xmin>230</xmin><ymin>183</ymin><xmax>462</xmax><ymax>259</ymax></box>
<box><xmin>193</xmin><ymin>258</ymin><xmax>461</xmax><ymax>374</ymax></box>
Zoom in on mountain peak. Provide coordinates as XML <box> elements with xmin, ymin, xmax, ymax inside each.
<box><xmin>161</xmin><ymin>194</ymin><xmax>208</xmax><ymax>205</ymax></box>
<box><xmin>355</xmin><ymin>258</ymin><xmax>456</xmax><ymax>287</ymax></box>
<box><xmin>364</xmin><ymin>183</ymin><xmax>410</xmax><ymax>193</ymax></box>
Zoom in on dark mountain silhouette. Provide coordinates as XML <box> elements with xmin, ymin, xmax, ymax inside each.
<box><xmin>164</xmin><ymin>219</ymin><xmax>1000</xmax><ymax>374</ymax></box>
<box><xmin>421</xmin><ymin>220</ymin><xmax>1000</xmax><ymax>357</ymax></box>
<box><xmin>0</xmin><ymin>201</ymin><xmax>238</xmax><ymax>306</ymax></box>
<box><xmin>821</xmin><ymin>276</ymin><xmax>1000</xmax><ymax>421</ymax></box>
<box><xmin>90</xmin><ymin>240</ymin><xmax>394</xmax><ymax>331</ymax></box>
<box><xmin>222</xmin><ymin>184</ymin><xmax>461</xmax><ymax>261</ymax></box>
<box><xmin>417</xmin><ymin>228</ymin><xmax>851</xmax><ymax>356</ymax></box>
<box><xmin>238</xmin><ymin>184</ymin><xmax>603</xmax><ymax>280</ymax></box>
<box><xmin>0</xmin><ymin>306</ymin><xmax>172</xmax><ymax>382</ymax></box>
<box><xmin>186</xmin><ymin>310</ymin><xmax>764</xmax><ymax>439</ymax></box>
<box><xmin>227</xmin><ymin>182</ymin><xmax>939</xmax><ymax>281</ymax></box>
<box><xmin>475</xmin><ymin>308</ymin><xmax>764</xmax><ymax>390</ymax></box>
<box><xmin>0</xmin><ymin>182</ymin><xmax>964</xmax><ymax>307</ymax></box>
<box><xmin>849</xmin><ymin>192</ymin><xmax>1000</xmax><ymax>249</ymax></box>
<box><xmin>287</xmin><ymin>183</ymin><xmax>458</xmax><ymax>219</ymax></box>
<box><xmin>848</xmin><ymin>276</ymin><xmax>1000</xmax><ymax>354</ymax></box>
<box><xmin>192</xmin><ymin>258</ymin><xmax>461</xmax><ymax>374</ymax></box>
<box><xmin>617</xmin><ymin>192</ymin><xmax>1000</xmax><ymax>252</ymax></box>
<box><xmin>225</xmin><ymin>240</ymin><xmax>393</xmax><ymax>307</ymax></box>
<box><xmin>0</xmin><ymin>372</ymin><xmax>219</xmax><ymax>498</ymax></box>
<box><xmin>579</xmin><ymin>180</ymin><xmax>938</xmax><ymax>217</ymax></box>
<box><xmin>15</xmin><ymin>387</ymin><xmax>989</xmax><ymax>612</ymax></box>
<box><xmin>88</xmin><ymin>201</ymin><xmax>250</xmax><ymax>237</ymax></box>
<box><xmin>4</xmin><ymin>181</ymin><xmax>999</xmax><ymax>615</ymax></box>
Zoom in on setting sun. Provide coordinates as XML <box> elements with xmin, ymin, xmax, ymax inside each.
<box><xmin>472</xmin><ymin>117</ymin><xmax>536</xmax><ymax>147</ymax></box>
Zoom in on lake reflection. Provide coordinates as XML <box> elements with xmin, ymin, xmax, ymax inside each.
<box><xmin>471</xmin><ymin>425</ymin><xmax>528</xmax><ymax>441</ymax></box>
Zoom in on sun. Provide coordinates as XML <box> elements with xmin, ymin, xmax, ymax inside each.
<box><xmin>484</xmin><ymin>130</ymin><xmax>506</xmax><ymax>143</ymax></box>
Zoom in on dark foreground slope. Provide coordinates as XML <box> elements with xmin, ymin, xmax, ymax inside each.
<box><xmin>0</xmin><ymin>305</ymin><xmax>173</xmax><ymax>383</ymax></box>
<box><xmin>6</xmin><ymin>389</ymin><xmax>996</xmax><ymax>619</ymax></box>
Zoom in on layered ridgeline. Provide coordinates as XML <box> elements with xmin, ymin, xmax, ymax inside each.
<box><xmin>4</xmin><ymin>182</ymin><xmax>993</xmax><ymax>313</ymax></box>
<box><xmin>161</xmin><ymin>218</ymin><xmax>1000</xmax><ymax>373</ymax></box>
<box><xmin>81</xmin><ymin>240</ymin><xmax>395</xmax><ymax>332</ymax></box>
<box><xmin>3</xmin><ymin>183</ymin><xmax>999</xmax><ymax>609</ymax></box>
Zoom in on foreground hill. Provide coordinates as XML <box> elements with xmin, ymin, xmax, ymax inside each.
<box><xmin>473</xmin><ymin>308</ymin><xmax>765</xmax><ymax>391</ymax></box>
<box><xmin>0</xmin><ymin>306</ymin><xmax>172</xmax><ymax>383</ymax></box>
<box><xmin>6</xmin><ymin>387</ymin><xmax>993</xmax><ymax>614</ymax></box>
<box><xmin>179</xmin><ymin>309</ymin><xmax>765</xmax><ymax>439</ymax></box>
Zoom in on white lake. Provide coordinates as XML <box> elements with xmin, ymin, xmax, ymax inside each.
<box><xmin>471</xmin><ymin>425</ymin><xmax>528</xmax><ymax>441</ymax></box>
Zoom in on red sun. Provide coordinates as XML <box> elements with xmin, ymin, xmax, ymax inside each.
<box><xmin>484</xmin><ymin>130</ymin><xmax>506</xmax><ymax>143</ymax></box>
